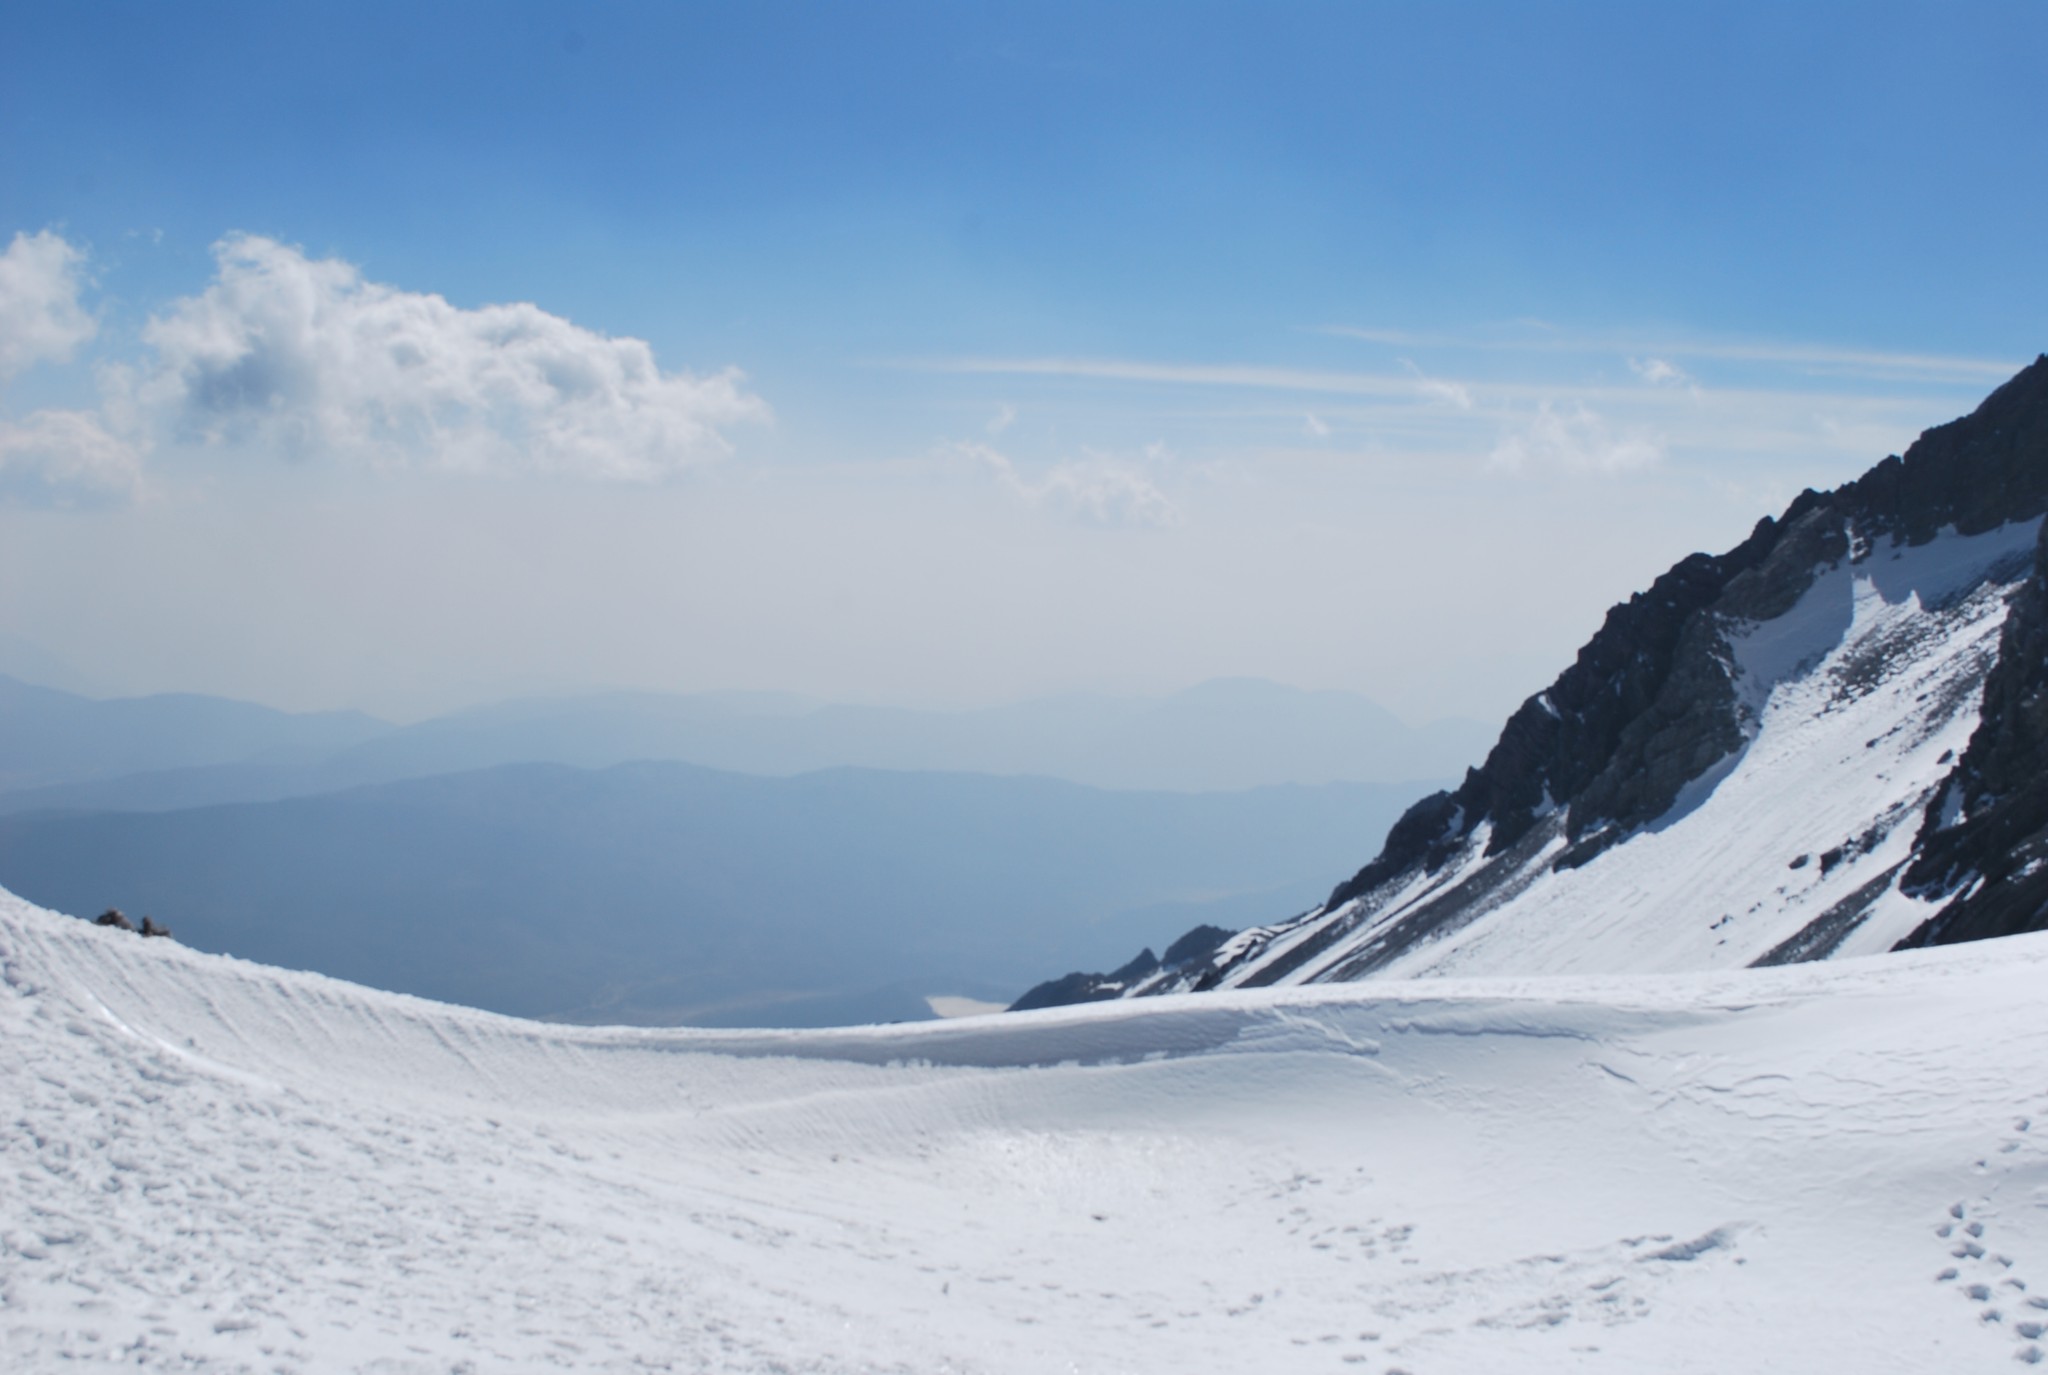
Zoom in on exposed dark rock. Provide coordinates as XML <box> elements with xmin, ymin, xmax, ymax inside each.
<box><xmin>1160</xmin><ymin>924</ymin><xmax>1232</xmax><ymax>968</ymax></box>
<box><xmin>1009</xmin><ymin>923</ymin><xmax>1238</xmax><ymax>1012</ymax></box>
<box><xmin>1896</xmin><ymin>515</ymin><xmax>2048</xmax><ymax>947</ymax></box>
<box><xmin>1008</xmin><ymin>947</ymin><xmax>1160</xmax><ymax>1013</ymax></box>
<box><xmin>85</xmin><ymin>907</ymin><xmax>172</xmax><ymax>939</ymax></box>
<box><xmin>1829</xmin><ymin>358</ymin><xmax>2048</xmax><ymax>545</ymax></box>
<box><xmin>1752</xmin><ymin>864</ymin><xmax>1905</xmax><ymax>966</ymax></box>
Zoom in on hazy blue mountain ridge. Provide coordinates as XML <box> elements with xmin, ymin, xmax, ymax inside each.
<box><xmin>0</xmin><ymin>675</ymin><xmax>393</xmax><ymax>794</ymax></box>
<box><xmin>0</xmin><ymin>677</ymin><xmax>1489</xmax><ymax>814</ymax></box>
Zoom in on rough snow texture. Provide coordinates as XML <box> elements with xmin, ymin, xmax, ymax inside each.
<box><xmin>8</xmin><ymin>887</ymin><xmax>2048</xmax><ymax>1372</ymax></box>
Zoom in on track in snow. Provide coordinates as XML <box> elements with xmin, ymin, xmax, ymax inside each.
<box><xmin>6</xmin><ymin>886</ymin><xmax>2048</xmax><ymax>1372</ymax></box>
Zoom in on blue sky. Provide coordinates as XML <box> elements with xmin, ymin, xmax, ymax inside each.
<box><xmin>0</xmin><ymin>2</ymin><xmax>2043</xmax><ymax>723</ymax></box>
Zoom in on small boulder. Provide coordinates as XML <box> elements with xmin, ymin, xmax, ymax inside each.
<box><xmin>93</xmin><ymin>909</ymin><xmax>136</xmax><ymax>932</ymax></box>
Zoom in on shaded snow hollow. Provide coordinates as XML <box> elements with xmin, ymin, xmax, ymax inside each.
<box><xmin>7</xmin><ymin>887</ymin><xmax>2048</xmax><ymax>1371</ymax></box>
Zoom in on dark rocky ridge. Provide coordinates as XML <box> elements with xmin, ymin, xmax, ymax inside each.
<box><xmin>1009</xmin><ymin>924</ymin><xmax>1231</xmax><ymax>1012</ymax></box>
<box><xmin>1327</xmin><ymin>355</ymin><xmax>2048</xmax><ymax>912</ymax></box>
<box><xmin>1896</xmin><ymin>515</ymin><xmax>2048</xmax><ymax>947</ymax></box>
<box><xmin>1019</xmin><ymin>356</ymin><xmax>2048</xmax><ymax>1008</ymax></box>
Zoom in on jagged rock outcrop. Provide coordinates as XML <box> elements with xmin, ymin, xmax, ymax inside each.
<box><xmin>1009</xmin><ymin>924</ymin><xmax>1231</xmax><ymax>1012</ymax></box>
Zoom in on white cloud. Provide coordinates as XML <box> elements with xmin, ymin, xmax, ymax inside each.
<box><xmin>1303</xmin><ymin>413</ymin><xmax>1330</xmax><ymax>438</ymax></box>
<box><xmin>0</xmin><ymin>230</ymin><xmax>97</xmax><ymax>381</ymax></box>
<box><xmin>1488</xmin><ymin>401</ymin><xmax>1661</xmax><ymax>475</ymax></box>
<box><xmin>987</xmin><ymin>403</ymin><xmax>1017</xmax><ymax>435</ymax></box>
<box><xmin>1326</xmin><ymin>323</ymin><xmax>2020</xmax><ymax>384</ymax></box>
<box><xmin>1630</xmin><ymin>356</ymin><xmax>1689</xmax><ymax>386</ymax></box>
<box><xmin>959</xmin><ymin>440</ymin><xmax>1180</xmax><ymax>527</ymax></box>
<box><xmin>916</xmin><ymin>355</ymin><xmax>1421</xmax><ymax>398</ymax></box>
<box><xmin>138</xmin><ymin>235</ymin><xmax>767</xmax><ymax>480</ymax></box>
<box><xmin>1401</xmin><ymin>359</ymin><xmax>1474</xmax><ymax>410</ymax></box>
<box><xmin>0</xmin><ymin>409</ymin><xmax>146</xmax><ymax>507</ymax></box>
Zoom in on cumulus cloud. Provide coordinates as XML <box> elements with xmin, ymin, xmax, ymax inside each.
<box><xmin>1488</xmin><ymin>401</ymin><xmax>1661</xmax><ymax>475</ymax></box>
<box><xmin>0</xmin><ymin>409</ymin><xmax>146</xmax><ymax>507</ymax></box>
<box><xmin>960</xmin><ymin>440</ymin><xmax>1180</xmax><ymax>527</ymax></box>
<box><xmin>0</xmin><ymin>230</ymin><xmax>97</xmax><ymax>381</ymax></box>
<box><xmin>138</xmin><ymin>235</ymin><xmax>767</xmax><ymax>479</ymax></box>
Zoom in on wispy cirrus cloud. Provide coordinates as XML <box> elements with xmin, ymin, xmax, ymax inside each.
<box><xmin>897</xmin><ymin>349</ymin><xmax>1988</xmax><ymax>411</ymax></box>
<box><xmin>898</xmin><ymin>336</ymin><xmax>1999</xmax><ymax>485</ymax></box>
<box><xmin>914</xmin><ymin>355</ymin><xmax>1422</xmax><ymax>398</ymax></box>
<box><xmin>1401</xmin><ymin>359</ymin><xmax>1474</xmax><ymax>410</ymax></box>
<box><xmin>1323</xmin><ymin>324</ymin><xmax>2020</xmax><ymax>384</ymax></box>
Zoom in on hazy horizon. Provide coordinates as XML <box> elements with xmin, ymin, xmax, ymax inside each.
<box><xmin>0</xmin><ymin>646</ymin><xmax>1496</xmax><ymax>734</ymax></box>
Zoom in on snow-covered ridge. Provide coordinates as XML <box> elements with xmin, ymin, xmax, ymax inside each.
<box><xmin>9</xmin><ymin>885</ymin><xmax>2048</xmax><ymax>1371</ymax></box>
<box><xmin>1170</xmin><ymin>516</ymin><xmax>2040</xmax><ymax>991</ymax></box>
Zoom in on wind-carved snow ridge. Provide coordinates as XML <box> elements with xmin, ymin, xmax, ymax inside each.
<box><xmin>10</xmin><ymin>886</ymin><xmax>2048</xmax><ymax>1371</ymax></box>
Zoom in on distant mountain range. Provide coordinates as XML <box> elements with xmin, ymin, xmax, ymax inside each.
<box><xmin>0</xmin><ymin>675</ymin><xmax>1489</xmax><ymax>812</ymax></box>
<box><xmin>0</xmin><ymin>674</ymin><xmax>387</xmax><ymax>794</ymax></box>
<box><xmin>1019</xmin><ymin>356</ymin><xmax>2048</xmax><ymax>1008</ymax></box>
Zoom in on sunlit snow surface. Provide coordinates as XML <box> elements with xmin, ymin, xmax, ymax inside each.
<box><xmin>7</xmin><ymin>889</ymin><xmax>2048</xmax><ymax>1371</ymax></box>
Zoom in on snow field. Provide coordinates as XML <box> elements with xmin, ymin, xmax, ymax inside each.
<box><xmin>9</xmin><ymin>888</ymin><xmax>2048</xmax><ymax>1371</ymax></box>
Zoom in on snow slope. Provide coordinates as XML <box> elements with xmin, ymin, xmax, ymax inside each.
<box><xmin>8</xmin><ymin>885</ymin><xmax>2048</xmax><ymax>1372</ymax></box>
<box><xmin>1174</xmin><ymin>518</ymin><xmax>2042</xmax><ymax>994</ymax></box>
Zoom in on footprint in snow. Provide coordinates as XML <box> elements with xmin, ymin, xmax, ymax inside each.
<box><xmin>1936</xmin><ymin>1114</ymin><xmax>2048</xmax><ymax>1361</ymax></box>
